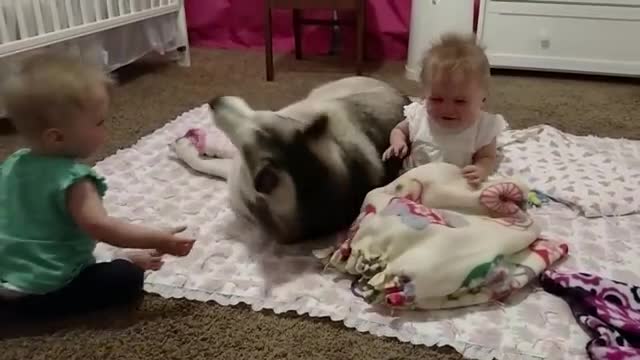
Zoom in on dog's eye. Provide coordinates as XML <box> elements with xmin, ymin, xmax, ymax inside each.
<box><xmin>254</xmin><ymin>167</ymin><xmax>279</xmax><ymax>194</ymax></box>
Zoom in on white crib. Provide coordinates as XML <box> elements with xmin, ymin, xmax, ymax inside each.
<box><xmin>0</xmin><ymin>0</ymin><xmax>190</xmax><ymax>70</ymax></box>
<box><xmin>0</xmin><ymin>0</ymin><xmax>191</xmax><ymax>117</ymax></box>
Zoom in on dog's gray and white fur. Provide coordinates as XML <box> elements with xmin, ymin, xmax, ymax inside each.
<box><xmin>205</xmin><ymin>76</ymin><xmax>410</xmax><ymax>243</ymax></box>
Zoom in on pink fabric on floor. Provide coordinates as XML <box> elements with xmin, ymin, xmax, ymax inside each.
<box><xmin>185</xmin><ymin>0</ymin><xmax>412</xmax><ymax>61</ymax></box>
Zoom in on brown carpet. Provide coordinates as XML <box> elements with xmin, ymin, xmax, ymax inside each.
<box><xmin>1</xmin><ymin>48</ymin><xmax>639</xmax><ymax>359</ymax></box>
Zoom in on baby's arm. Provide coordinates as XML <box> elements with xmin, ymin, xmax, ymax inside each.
<box><xmin>391</xmin><ymin>120</ymin><xmax>410</xmax><ymax>144</ymax></box>
<box><xmin>473</xmin><ymin>137</ymin><xmax>498</xmax><ymax>174</ymax></box>
<box><xmin>463</xmin><ymin>138</ymin><xmax>498</xmax><ymax>185</ymax></box>
<box><xmin>67</xmin><ymin>180</ymin><xmax>195</xmax><ymax>256</ymax></box>
<box><xmin>383</xmin><ymin>120</ymin><xmax>410</xmax><ymax>160</ymax></box>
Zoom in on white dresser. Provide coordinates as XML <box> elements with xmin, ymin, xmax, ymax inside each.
<box><xmin>477</xmin><ymin>0</ymin><xmax>640</xmax><ymax>77</ymax></box>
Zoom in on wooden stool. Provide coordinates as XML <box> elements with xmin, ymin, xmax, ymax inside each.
<box><xmin>265</xmin><ymin>0</ymin><xmax>366</xmax><ymax>81</ymax></box>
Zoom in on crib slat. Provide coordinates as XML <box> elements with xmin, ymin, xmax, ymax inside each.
<box><xmin>15</xmin><ymin>1</ymin><xmax>30</xmax><ymax>40</ymax></box>
<box><xmin>80</xmin><ymin>0</ymin><xmax>90</xmax><ymax>24</ymax></box>
<box><xmin>64</xmin><ymin>0</ymin><xmax>75</xmax><ymax>27</ymax></box>
<box><xmin>94</xmin><ymin>0</ymin><xmax>103</xmax><ymax>20</ymax></box>
<box><xmin>106</xmin><ymin>0</ymin><xmax>115</xmax><ymax>18</ymax></box>
<box><xmin>0</xmin><ymin>0</ymin><xmax>9</xmax><ymax>44</ymax></box>
<box><xmin>1</xmin><ymin>0</ymin><xmax>185</xmax><ymax>54</ymax></box>
<box><xmin>49</xmin><ymin>0</ymin><xmax>61</xmax><ymax>31</ymax></box>
<box><xmin>31</xmin><ymin>0</ymin><xmax>46</xmax><ymax>35</ymax></box>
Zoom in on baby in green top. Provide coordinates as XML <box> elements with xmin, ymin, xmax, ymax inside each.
<box><xmin>0</xmin><ymin>52</ymin><xmax>195</xmax><ymax>318</ymax></box>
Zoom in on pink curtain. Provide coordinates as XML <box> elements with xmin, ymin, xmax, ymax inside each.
<box><xmin>185</xmin><ymin>0</ymin><xmax>412</xmax><ymax>61</ymax></box>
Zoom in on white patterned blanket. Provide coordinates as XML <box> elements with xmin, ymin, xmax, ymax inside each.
<box><xmin>498</xmin><ymin>125</ymin><xmax>640</xmax><ymax>217</ymax></box>
<box><xmin>93</xmin><ymin>104</ymin><xmax>640</xmax><ymax>360</ymax></box>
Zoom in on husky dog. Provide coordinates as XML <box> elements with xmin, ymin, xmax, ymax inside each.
<box><xmin>179</xmin><ymin>76</ymin><xmax>410</xmax><ymax>243</ymax></box>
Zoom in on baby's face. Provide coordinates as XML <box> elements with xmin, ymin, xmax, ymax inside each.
<box><xmin>424</xmin><ymin>73</ymin><xmax>485</xmax><ymax>131</ymax></box>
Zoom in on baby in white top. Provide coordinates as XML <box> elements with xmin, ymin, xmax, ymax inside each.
<box><xmin>383</xmin><ymin>33</ymin><xmax>507</xmax><ymax>186</ymax></box>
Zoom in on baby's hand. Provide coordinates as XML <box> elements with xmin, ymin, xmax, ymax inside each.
<box><xmin>156</xmin><ymin>226</ymin><xmax>196</xmax><ymax>257</ymax></box>
<box><xmin>462</xmin><ymin>165</ymin><xmax>487</xmax><ymax>186</ymax></box>
<box><xmin>382</xmin><ymin>141</ymin><xmax>408</xmax><ymax>161</ymax></box>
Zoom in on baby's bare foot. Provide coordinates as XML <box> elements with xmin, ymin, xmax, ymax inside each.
<box><xmin>121</xmin><ymin>250</ymin><xmax>164</xmax><ymax>271</ymax></box>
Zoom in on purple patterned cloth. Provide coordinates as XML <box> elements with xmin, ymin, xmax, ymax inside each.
<box><xmin>541</xmin><ymin>270</ymin><xmax>640</xmax><ymax>360</ymax></box>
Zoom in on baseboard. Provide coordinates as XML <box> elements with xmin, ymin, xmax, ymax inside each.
<box><xmin>487</xmin><ymin>53</ymin><xmax>640</xmax><ymax>78</ymax></box>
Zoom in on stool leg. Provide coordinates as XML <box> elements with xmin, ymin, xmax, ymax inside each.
<box><xmin>293</xmin><ymin>9</ymin><xmax>303</xmax><ymax>60</ymax></box>
<box><xmin>355</xmin><ymin>1</ymin><xmax>365</xmax><ymax>75</ymax></box>
<box><xmin>265</xmin><ymin>2</ymin><xmax>275</xmax><ymax>81</ymax></box>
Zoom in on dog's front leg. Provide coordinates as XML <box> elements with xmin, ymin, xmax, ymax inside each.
<box><xmin>172</xmin><ymin>138</ymin><xmax>232</xmax><ymax>180</ymax></box>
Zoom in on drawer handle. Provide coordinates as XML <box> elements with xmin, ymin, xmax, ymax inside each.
<box><xmin>541</xmin><ymin>39</ymin><xmax>550</xmax><ymax>49</ymax></box>
<box><xmin>539</xmin><ymin>29</ymin><xmax>550</xmax><ymax>49</ymax></box>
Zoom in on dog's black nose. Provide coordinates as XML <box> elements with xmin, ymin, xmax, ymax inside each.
<box><xmin>208</xmin><ymin>96</ymin><xmax>225</xmax><ymax>109</ymax></box>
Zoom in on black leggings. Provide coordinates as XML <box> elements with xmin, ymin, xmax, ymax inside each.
<box><xmin>10</xmin><ymin>259</ymin><xmax>145</xmax><ymax>319</ymax></box>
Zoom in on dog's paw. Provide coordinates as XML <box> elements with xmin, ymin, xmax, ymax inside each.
<box><xmin>172</xmin><ymin>137</ymin><xmax>200</xmax><ymax>162</ymax></box>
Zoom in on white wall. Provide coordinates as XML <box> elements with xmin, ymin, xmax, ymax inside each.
<box><xmin>405</xmin><ymin>0</ymin><xmax>475</xmax><ymax>81</ymax></box>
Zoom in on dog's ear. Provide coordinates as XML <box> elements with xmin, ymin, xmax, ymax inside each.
<box><xmin>208</xmin><ymin>96</ymin><xmax>224</xmax><ymax>110</ymax></box>
<box><xmin>301</xmin><ymin>114</ymin><xmax>328</xmax><ymax>140</ymax></box>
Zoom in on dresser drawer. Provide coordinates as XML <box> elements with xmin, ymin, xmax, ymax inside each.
<box><xmin>477</xmin><ymin>1</ymin><xmax>640</xmax><ymax>76</ymax></box>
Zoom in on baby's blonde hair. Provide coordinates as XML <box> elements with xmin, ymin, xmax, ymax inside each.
<box><xmin>420</xmin><ymin>32</ymin><xmax>490</xmax><ymax>91</ymax></box>
<box><xmin>1</xmin><ymin>51</ymin><xmax>114</xmax><ymax>136</ymax></box>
